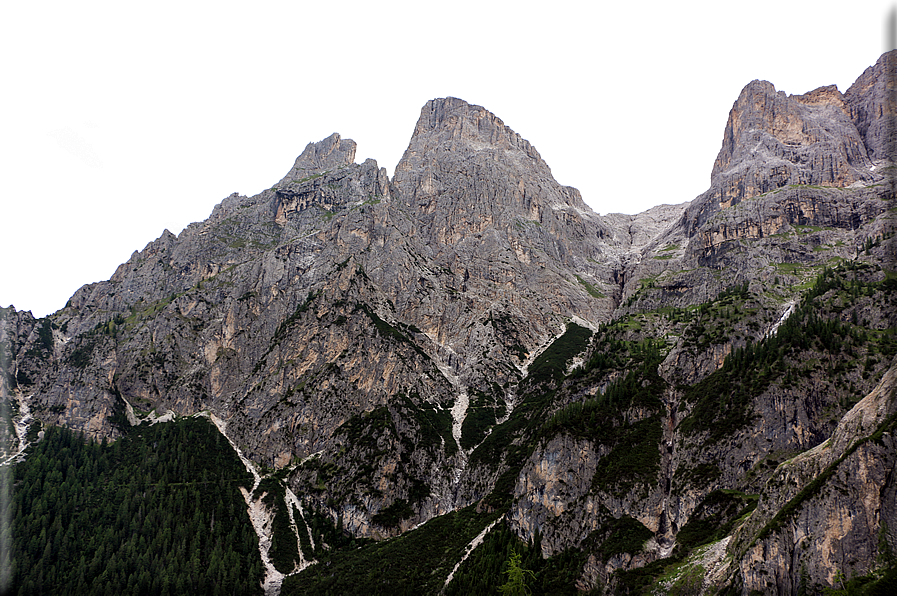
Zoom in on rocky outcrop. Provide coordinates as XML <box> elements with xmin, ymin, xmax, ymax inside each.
<box><xmin>0</xmin><ymin>307</ymin><xmax>37</xmax><ymax>394</ymax></box>
<box><xmin>846</xmin><ymin>50</ymin><xmax>897</xmax><ymax>163</ymax></box>
<box><xmin>387</xmin><ymin>97</ymin><xmax>621</xmax><ymax>356</ymax></box>
<box><xmin>730</xmin><ymin>359</ymin><xmax>897</xmax><ymax>594</ymax></box>
<box><xmin>276</xmin><ymin>132</ymin><xmax>359</xmax><ymax>185</ymax></box>
<box><xmin>510</xmin><ymin>435</ymin><xmax>603</xmax><ymax>554</ymax></box>
<box><xmin>694</xmin><ymin>80</ymin><xmax>876</xmax><ymax>224</ymax></box>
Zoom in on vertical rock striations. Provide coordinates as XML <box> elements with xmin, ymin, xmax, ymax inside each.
<box><xmin>846</xmin><ymin>49</ymin><xmax>897</xmax><ymax>164</ymax></box>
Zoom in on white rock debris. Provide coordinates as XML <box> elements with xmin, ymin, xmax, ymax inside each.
<box><xmin>1</xmin><ymin>391</ymin><xmax>33</xmax><ymax>466</ymax></box>
<box><xmin>449</xmin><ymin>390</ymin><xmax>469</xmax><ymax>450</ymax></box>
<box><xmin>443</xmin><ymin>515</ymin><xmax>504</xmax><ymax>591</ymax></box>
<box><xmin>206</xmin><ymin>413</ymin><xmax>310</xmax><ymax>595</ymax></box>
<box><xmin>284</xmin><ymin>485</ymin><xmax>316</xmax><ymax>568</ymax></box>
<box><xmin>765</xmin><ymin>299</ymin><xmax>797</xmax><ymax>339</ymax></box>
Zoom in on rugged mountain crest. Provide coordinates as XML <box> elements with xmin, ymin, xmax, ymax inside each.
<box><xmin>711</xmin><ymin>81</ymin><xmax>872</xmax><ymax>194</ymax></box>
<box><xmin>394</xmin><ymin>97</ymin><xmax>591</xmax><ymax>217</ymax></box>
<box><xmin>397</xmin><ymin>97</ymin><xmax>546</xmax><ymax>176</ymax></box>
<box><xmin>616</xmin><ymin>62</ymin><xmax>895</xmax><ymax>311</ymax></box>
<box><xmin>277</xmin><ymin>132</ymin><xmax>357</xmax><ymax>184</ymax></box>
<box><xmin>677</xmin><ymin>55</ymin><xmax>897</xmax><ymax>242</ymax></box>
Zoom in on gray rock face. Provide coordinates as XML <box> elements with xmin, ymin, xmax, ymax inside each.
<box><xmin>277</xmin><ymin>132</ymin><xmax>358</xmax><ymax>185</ymax></box>
<box><xmin>846</xmin><ymin>50</ymin><xmax>897</xmax><ymax>163</ymax></box>
<box><xmin>686</xmin><ymin>78</ymin><xmax>878</xmax><ymax>236</ymax></box>
<box><xmin>615</xmin><ymin>65</ymin><xmax>894</xmax><ymax>314</ymax></box>
<box><xmin>731</xmin><ymin>361</ymin><xmax>897</xmax><ymax>595</ymax></box>
<box><xmin>0</xmin><ymin>307</ymin><xmax>37</xmax><ymax>455</ymax></box>
<box><xmin>385</xmin><ymin>97</ymin><xmax>620</xmax><ymax>386</ymax></box>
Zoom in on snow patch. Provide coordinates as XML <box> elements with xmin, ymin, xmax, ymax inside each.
<box><xmin>570</xmin><ymin>315</ymin><xmax>598</xmax><ymax>332</ymax></box>
<box><xmin>284</xmin><ymin>485</ymin><xmax>316</xmax><ymax>569</ymax></box>
<box><xmin>207</xmin><ymin>413</ymin><xmax>261</xmax><ymax>490</ymax></box>
<box><xmin>516</xmin><ymin>323</ymin><xmax>567</xmax><ymax>375</ymax></box>
<box><xmin>207</xmin><ymin>413</ymin><xmax>311</xmax><ymax>595</ymax></box>
<box><xmin>120</xmin><ymin>396</ymin><xmax>140</xmax><ymax>427</ymax></box>
<box><xmin>287</xmin><ymin>487</ymin><xmax>315</xmax><ymax>556</ymax></box>
<box><xmin>240</xmin><ymin>487</ymin><xmax>284</xmax><ymax>596</ymax></box>
<box><xmin>146</xmin><ymin>409</ymin><xmax>176</xmax><ymax>425</ymax></box>
<box><xmin>421</xmin><ymin>331</ymin><xmax>471</xmax><ymax>460</ymax></box>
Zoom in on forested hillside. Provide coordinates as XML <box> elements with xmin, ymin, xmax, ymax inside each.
<box><xmin>8</xmin><ymin>418</ymin><xmax>263</xmax><ymax>595</ymax></box>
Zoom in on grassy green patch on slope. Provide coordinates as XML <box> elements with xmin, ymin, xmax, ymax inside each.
<box><xmin>526</xmin><ymin>322</ymin><xmax>593</xmax><ymax>385</ymax></box>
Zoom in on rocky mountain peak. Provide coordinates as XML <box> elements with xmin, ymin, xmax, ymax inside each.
<box><xmin>846</xmin><ymin>49</ymin><xmax>897</xmax><ymax>163</ymax></box>
<box><xmin>394</xmin><ymin>97</ymin><xmax>548</xmax><ymax>181</ymax></box>
<box><xmin>277</xmin><ymin>132</ymin><xmax>357</xmax><ymax>185</ymax></box>
<box><xmin>710</xmin><ymin>79</ymin><xmax>872</xmax><ymax>200</ymax></box>
<box><xmin>393</xmin><ymin>96</ymin><xmax>589</xmax><ymax>216</ymax></box>
<box><xmin>403</xmin><ymin>97</ymin><xmax>542</xmax><ymax>161</ymax></box>
<box><xmin>678</xmin><ymin>73</ymin><xmax>883</xmax><ymax>235</ymax></box>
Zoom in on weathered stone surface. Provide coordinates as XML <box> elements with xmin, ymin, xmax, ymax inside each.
<box><xmin>846</xmin><ymin>50</ymin><xmax>897</xmax><ymax>163</ymax></box>
<box><xmin>683</xmin><ymin>76</ymin><xmax>879</xmax><ymax>238</ymax></box>
<box><xmin>510</xmin><ymin>435</ymin><xmax>603</xmax><ymax>554</ymax></box>
<box><xmin>730</xmin><ymin>360</ymin><xmax>897</xmax><ymax>595</ymax></box>
<box><xmin>715</xmin><ymin>81</ymin><xmax>873</xmax><ymax>193</ymax></box>
<box><xmin>277</xmin><ymin>132</ymin><xmax>358</xmax><ymax>185</ymax></box>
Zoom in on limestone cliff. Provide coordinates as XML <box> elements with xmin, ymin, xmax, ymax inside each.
<box><xmin>730</xmin><ymin>359</ymin><xmax>897</xmax><ymax>594</ymax></box>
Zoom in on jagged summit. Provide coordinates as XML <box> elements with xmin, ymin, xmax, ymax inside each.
<box><xmin>393</xmin><ymin>96</ymin><xmax>591</xmax><ymax>216</ymax></box>
<box><xmin>710</xmin><ymin>79</ymin><xmax>874</xmax><ymax>205</ymax></box>
<box><xmin>277</xmin><ymin>132</ymin><xmax>357</xmax><ymax>185</ymax></box>
<box><xmin>400</xmin><ymin>97</ymin><xmax>544</xmax><ymax>163</ymax></box>
<box><xmin>672</xmin><ymin>61</ymin><xmax>894</xmax><ymax>239</ymax></box>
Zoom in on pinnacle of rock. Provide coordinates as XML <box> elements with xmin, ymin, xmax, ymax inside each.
<box><xmin>277</xmin><ymin>132</ymin><xmax>357</xmax><ymax>185</ymax></box>
<box><xmin>845</xmin><ymin>49</ymin><xmax>897</xmax><ymax>163</ymax></box>
<box><xmin>393</xmin><ymin>97</ymin><xmax>589</xmax><ymax>214</ymax></box>
<box><xmin>400</xmin><ymin>97</ymin><xmax>543</xmax><ymax>163</ymax></box>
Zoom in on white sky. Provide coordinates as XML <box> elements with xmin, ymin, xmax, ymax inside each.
<box><xmin>2</xmin><ymin>0</ymin><xmax>895</xmax><ymax>318</ymax></box>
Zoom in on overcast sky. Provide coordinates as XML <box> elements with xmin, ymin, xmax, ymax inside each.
<box><xmin>2</xmin><ymin>0</ymin><xmax>895</xmax><ymax>318</ymax></box>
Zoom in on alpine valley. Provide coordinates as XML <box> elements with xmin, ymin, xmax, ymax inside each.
<box><xmin>2</xmin><ymin>52</ymin><xmax>897</xmax><ymax>596</ymax></box>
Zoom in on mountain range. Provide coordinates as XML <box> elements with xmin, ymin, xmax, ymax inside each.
<box><xmin>1</xmin><ymin>52</ymin><xmax>896</xmax><ymax>595</ymax></box>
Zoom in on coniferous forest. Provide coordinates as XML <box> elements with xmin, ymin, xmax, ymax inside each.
<box><xmin>6</xmin><ymin>417</ymin><xmax>263</xmax><ymax>596</ymax></box>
